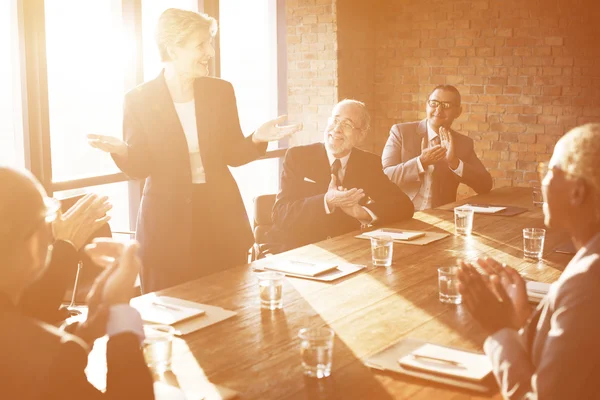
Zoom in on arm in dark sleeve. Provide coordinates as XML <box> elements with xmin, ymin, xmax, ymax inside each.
<box><xmin>111</xmin><ymin>94</ymin><xmax>152</xmax><ymax>180</ymax></box>
<box><xmin>220</xmin><ymin>81</ymin><xmax>267</xmax><ymax>167</ymax></box>
<box><xmin>19</xmin><ymin>240</ymin><xmax>79</xmax><ymax>323</ymax></box>
<box><xmin>363</xmin><ymin>156</ymin><xmax>415</xmax><ymax>224</ymax></box>
<box><xmin>456</xmin><ymin>139</ymin><xmax>492</xmax><ymax>194</ymax></box>
<box><xmin>272</xmin><ymin>148</ymin><xmax>334</xmax><ymax>237</ymax></box>
<box><xmin>44</xmin><ymin>334</ymin><xmax>154</xmax><ymax>400</ymax></box>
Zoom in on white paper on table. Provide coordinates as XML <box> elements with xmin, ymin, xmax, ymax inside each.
<box><xmin>462</xmin><ymin>204</ymin><xmax>507</xmax><ymax>214</ymax></box>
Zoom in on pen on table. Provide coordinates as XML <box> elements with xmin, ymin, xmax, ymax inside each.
<box><xmin>469</xmin><ymin>204</ymin><xmax>492</xmax><ymax>208</ymax></box>
<box><xmin>410</xmin><ymin>354</ymin><xmax>465</xmax><ymax>367</ymax></box>
<box><xmin>151</xmin><ymin>301</ymin><xmax>182</xmax><ymax>312</ymax></box>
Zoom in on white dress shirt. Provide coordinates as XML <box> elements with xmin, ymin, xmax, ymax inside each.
<box><xmin>173</xmin><ymin>100</ymin><xmax>206</xmax><ymax>184</ymax></box>
<box><xmin>413</xmin><ymin>121</ymin><xmax>464</xmax><ymax>210</ymax></box>
<box><xmin>323</xmin><ymin>150</ymin><xmax>377</xmax><ymax>223</ymax></box>
<box><xmin>106</xmin><ymin>304</ymin><xmax>145</xmax><ymax>344</ymax></box>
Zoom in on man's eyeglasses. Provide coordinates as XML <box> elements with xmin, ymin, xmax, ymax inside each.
<box><xmin>427</xmin><ymin>99</ymin><xmax>458</xmax><ymax>110</ymax></box>
<box><xmin>328</xmin><ymin>117</ymin><xmax>357</xmax><ymax>133</ymax></box>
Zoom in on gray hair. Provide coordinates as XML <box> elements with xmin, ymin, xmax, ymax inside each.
<box><xmin>556</xmin><ymin>123</ymin><xmax>600</xmax><ymax>217</ymax></box>
<box><xmin>337</xmin><ymin>98</ymin><xmax>371</xmax><ymax>133</ymax></box>
<box><xmin>155</xmin><ymin>8</ymin><xmax>217</xmax><ymax>62</ymax></box>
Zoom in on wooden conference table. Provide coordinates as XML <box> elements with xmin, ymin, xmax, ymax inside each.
<box><xmin>87</xmin><ymin>187</ymin><xmax>573</xmax><ymax>399</ymax></box>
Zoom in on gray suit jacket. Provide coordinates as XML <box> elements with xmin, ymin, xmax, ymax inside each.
<box><xmin>484</xmin><ymin>233</ymin><xmax>600</xmax><ymax>399</ymax></box>
<box><xmin>382</xmin><ymin>119</ymin><xmax>492</xmax><ymax>207</ymax></box>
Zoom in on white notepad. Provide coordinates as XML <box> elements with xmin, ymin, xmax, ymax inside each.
<box><xmin>462</xmin><ymin>204</ymin><xmax>507</xmax><ymax>214</ymax></box>
<box><xmin>361</xmin><ymin>228</ymin><xmax>426</xmax><ymax>241</ymax></box>
<box><xmin>265</xmin><ymin>259</ymin><xmax>338</xmax><ymax>277</ymax></box>
<box><xmin>398</xmin><ymin>343</ymin><xmax>492</xmax><ymax>382</ymax></box>
<box><xmin>132</xmin><ymin>297</ymin><xmax>205</xmax><ymax>325</ymax></box>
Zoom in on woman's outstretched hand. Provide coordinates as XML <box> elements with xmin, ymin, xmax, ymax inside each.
<box><xmin>252</xmin><ymin>115</ymin><xmax>303</xmax><ymax>144</ymax></box>
<box><xmin>88</xmin><ymin>134</ymin><xmax>128</xmax><ymax>157</ymax></box>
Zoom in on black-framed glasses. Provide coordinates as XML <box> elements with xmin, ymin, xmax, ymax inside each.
<box><xmin>427</xmin><ymin>99</ymin><xmax>457</xmax><ymax>110</ymax></box>
<box><xmin>328</xmin><ymin>116</ymin><xmax>357</xmax><ymax>133</ymax></box>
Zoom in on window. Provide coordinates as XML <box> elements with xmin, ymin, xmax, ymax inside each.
<box><xmin>220</xmin><ymin>0</ymin><xmax>281</xmax><ymax>222</ymax></box>
<box><xmin>44</xmin><ymin>0</ymin><xmax>127</xmax><ymax>181</ymax></box>
<box><xmin>0</xmin><ymin>0</ymin><xmax>24</xmax><ymax>167</ymax></box>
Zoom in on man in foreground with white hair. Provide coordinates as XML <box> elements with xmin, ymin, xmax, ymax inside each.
<box><xmin>457</xmin><ymin>123</ymin><xmax>600</xmax><ymax>399</ymax></box>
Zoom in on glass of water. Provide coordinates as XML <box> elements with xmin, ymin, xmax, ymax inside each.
<box><xmin>531</xmin><ymin>182</ymin><xmax>544</xmax><ymax>208</ymax></box>
<box><xmin>257</xmin><ymin>271</ymin><xmax>284</xmax><ymax>310</ymax></box>
<box><xmin>523</xmin><ymin>228</ymin><xmax>546</xmax><ymax>260</ymax></box>
<box><xmin>143</xmin><ymin>324</ymin><xmax>175</xmax><ymax>373</ymax></box>
<box><xmin>298</xmin><ymin>327</ymin><xmax>335</xmax><ymax>379</ymax></box>
<box><xmin>370</xmin><ymin>235</ymin><xmax>393</xmax><ymax>267</ymax></box>
<box><xmin>454</xmin><ymin>207</ymin><xmax>474</xmax><ymax>236</ymax></box>
<box><xmin>438</xmin><ymin>266</ymin><xmax>462</xmax><ymax>304</ymax></box>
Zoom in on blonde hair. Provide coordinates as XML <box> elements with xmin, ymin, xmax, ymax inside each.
<box><xmin>337</xmin><ymin>99</ymin><xmax>371</xmax><ymax>132</ymax></box>
<box><xmin>155</xmin><ymin>8</ymin><xmax>217</xmax><ymax>62</ymax></box>
<box><xmin>557</xmin><ymin>123</ymin><xmax>600</xmax><ymax>215</ymax></box>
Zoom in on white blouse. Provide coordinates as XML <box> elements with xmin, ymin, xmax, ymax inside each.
<box><xmin>173</xmin><ymin>100</ymin><xmax>206</xmax><ymax>184</ymax></box>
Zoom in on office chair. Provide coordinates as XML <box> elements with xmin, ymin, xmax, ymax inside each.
<box><xmin>251</xmin><ymin>194</ymin><xmax>277</xmax><ymax>260</ymax></box>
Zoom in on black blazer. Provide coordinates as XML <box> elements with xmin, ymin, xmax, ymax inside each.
<box><xmin>268</xmin><ymin>143</ymin><xmax>415</xmax><ymax>252</ymax></box>
<box><xmin>113</xmin><ymin>73</ymin><xmax>266</xmax><ymax>292</ymax></box>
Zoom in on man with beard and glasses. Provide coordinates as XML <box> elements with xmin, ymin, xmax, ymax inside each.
<box><xmin>457</xmin><ymin>124</ymin><xmax>600</xmax><ymax>399</ymax></box>
<box><xmin>267</xmin><ymin>99</ymin><xmax>414</xmax><ymax>253</ymax></box>
<box><xmin>382</xmin><ymin>85</ymin><xmax>492</xmax><ymax>210</ymax></box>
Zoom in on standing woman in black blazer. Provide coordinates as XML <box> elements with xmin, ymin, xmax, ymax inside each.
<box><xmin>88</xmin><ymin>8</ymin><xmax>300</xmax><ymax>292</ymax></box>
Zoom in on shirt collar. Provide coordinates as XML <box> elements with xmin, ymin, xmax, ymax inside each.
<box><xmin>326</xmin><ymin>149</ymin><xmax>352</xmax><ymax>171</ymax></box>
<box><xmin>426</xmin><ymin>120</ymin><xmax>439</xmax><ymax>141</ymax></box>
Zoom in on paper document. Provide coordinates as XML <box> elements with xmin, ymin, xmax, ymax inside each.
<box><xmin>398</xmin><ymin>343</ymin><xmax>492</xmax><ymax>382</ymax></box>
<box><xmin>526</xmin><ymin>280</ymin><xmax>550</xmax><ymax>303</ymax></box>
<box><xmin>132</xmin><ymin>296</ymin><xmax>205</xmax><ymax>325</ymax></box>
<box><xmin>265</xmin><ymin>260</ymin><xmax>338</xmax><ymax>277</ymax></box>
<box><xmin>362</xmin><ymin>228</ymin><xmax>426</xmax><ymax>241</ymax></box>
<box><xmin>462</xmin><ymin>204</ymin><xmax>507</xmax><ymax>214</ymax></box>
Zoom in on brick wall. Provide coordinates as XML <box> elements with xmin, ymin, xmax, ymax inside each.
<box><xmin>286</xmin><ymin>0</ymin><xmax>600</xmax><ymax>195</ymax></box>
<box><xmin>286</xmin><ymin>0</ymin><xmax>338</xmax><ymax>146</ymax></box>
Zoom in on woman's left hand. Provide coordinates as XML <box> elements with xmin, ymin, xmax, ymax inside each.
<box><xmin>252</xmin><ymin>115</ymin><xmax>303</xmax><ymax>144</ymax></box>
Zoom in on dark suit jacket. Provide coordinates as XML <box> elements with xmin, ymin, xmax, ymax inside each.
<box><xmin>112</xmin><ymin>72</ymin><xmax>266</xmax><ymax>292</ymax></box>
<box><xmin>268</xmin><ymin>143</ymin><xmax>414</xmax><ymax>252</ymax></box>
<box><xmin>0</xmin><ymin>246</ymin><xmax>154</xmax><ymax>399</ymax></box>
<box><xmin>382</xmin><ymin>119</ymin><xmax>492</xmax><ymax>208</ymax></box>
<box><xmin>484</xmin><ymin>233</ymin><xmax>600</xmax><ymax>399</ymax></box>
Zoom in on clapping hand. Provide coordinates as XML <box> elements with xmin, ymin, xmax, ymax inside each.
<box><xmin>457</xmin><ymin>259</ymin><xmax>520</xmax><ymax>334</ymax></box>
<box><xmin>87</xmin><ymin>134</ymin><xmax>128</xmax><ymax>157</ymax></box>
<box><xmin>52</xmin><ymin>194</ymin><xmax>112</xmax><ymax>251</ymax></box>
<box><xmin>252</xmin><ymin>115</ymin><xmax>303</xmax><ymax>144</ymax></box>
<box><xmin>419</xmin><ymin>137</ymin><xmax>446</xmax><ymax>168</ymax></box>
<box><xmin>439</xmin><ymin>127</ymin><xmax>459</xmax><ymax>169</ymax></box>
<box><xmin>74</xmin><ymin>239</ymin><xmax>141</xmax><ymax>343</ymax></box>
<box><xmin>476</xmin><ymin>257</ymin><xmax>532</xmax><ymax>328</ymax></box>
<box><xmin>324</xmin><ymin>174</ymin><xmax>365</xmax><ymax>210</ymax></box>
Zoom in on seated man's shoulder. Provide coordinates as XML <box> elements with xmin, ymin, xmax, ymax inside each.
<box><xmin>390</xmin><ymin>120</ymin><xmax>421</xmax><ymax>134</ymax></box>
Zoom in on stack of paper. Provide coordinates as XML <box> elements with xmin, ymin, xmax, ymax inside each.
<box><xmin>398</xmin><ymin>343</ymin><xmax>492</xmax><ymax>382</ymax></box>
<box><xmin>526</xmin><ymin>280</ymin><xmax>550</xmax><ymax>304</ymax></box>
<box><xmin>462</xmin><ymin>204</ymin><xmax>507</xmax><ymax>214</ymax></box>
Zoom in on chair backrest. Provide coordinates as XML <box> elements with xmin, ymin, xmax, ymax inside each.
<box><xmin>253</xmin><ymin>194</ymin><xmax>276</xmax><ymax>246</ymax></box>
